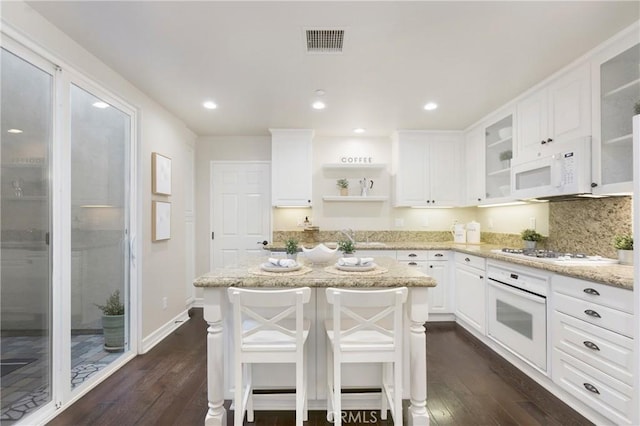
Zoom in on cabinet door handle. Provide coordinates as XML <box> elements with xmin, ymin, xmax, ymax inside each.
<box><xmin>408</xmin><ymin>262</ymin><xmax>418</xmax><ymax>266</ymax></box>
<box><xmin>479</xmin><ymin>275</ymin><xmax>484</xmax><ymax>279</ymax></box>
<box><xmin>584</xmin><ymin>309</ymin><xmax>601</xmax><ymax>318</ymax></box>
<box><xmin>434</xmin><ymin>253</ymin><xmax>443</xmax><ymax>257</ymax></box>
<box><xmin>590</xmin><ymin>182</ymin><xmax>598</xmax><ymax>188</ymax></box>
<box><xmin>583</xmin><ymin>383</ymin><xmax>600</xmax><ymax>394</ymax></box>
<box><xmin>583</xmin><ymin>288</ymin><xmax>600</xmax><ymax>296</ymax></box>
<box><xmin>583</xmin><ymin>341</ymin><xmax>600</xmax><ymax>351</ymax></box>
<box><xmin>429</xmin><ymin>265</ymin><xmax>433</xmax><ymax>268</ymax></box>
<box><xmin>465</xmin><ymin>257</ymin><xmax>471</xmax><ymax>262</ymax></box>
<box><xmin>547</xmin><ymin>138</ymin><xmax>553</xmax><ymax>143</ymax></box>
<box><xmin>541</xmin><ymin>139</ymin><xmax>547</xmax><ymax>145</ymax></box>
<box><xmin>408</xmin><ymin>253</ymin><xmax>417</xmax><ymax>257</ymax></box>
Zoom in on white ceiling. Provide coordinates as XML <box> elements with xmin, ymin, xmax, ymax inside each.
<box><xmin>25</xmin><ymin>1</ymin><xmax>640</xmax><ymax>137</ymax></box>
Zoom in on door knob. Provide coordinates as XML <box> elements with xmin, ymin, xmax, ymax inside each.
<box><xmin>257</xmin><ymin>240</ymin><xmax>268</xmax><ymax>246</ymax></box>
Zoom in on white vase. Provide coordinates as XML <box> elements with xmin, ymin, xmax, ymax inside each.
<box><xmin>617</xmin><ymin>249</ymin><xmax>633</xmax><ymax>265</ymax></box>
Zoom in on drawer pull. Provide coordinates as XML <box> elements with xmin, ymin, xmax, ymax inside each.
<box><xmin>583</xmin><ymin>341</ymin><xmax>600</xmax><ymax>351</ymax></box>
<box><xmin>434</xmin><ymin>253</ymin><xmax>443</xmax><ymax>257</ymax></box>
<box><xmin>408</xmin><ymin>262</ymin><xmax>418</xmax><ymax>266</ymax></box>
<box><xmin>583</xmin><ymin>383</ymin><xmax>600</xmax><ymax>395</ymax></box>
<box><xmin>510</xmin><ymin>273</ymin><xmax>519</xmax><ymax>279</ymax></box>
<box><xmin>409</xmin><ymin>253</ymin><xmax>417</xmax><ymax>257</ymax></box>
<box><xmin>583</xmin><ymin>288</ymin><xmax>600</xmax><ymax>296</ymax></box>
<box><xmin>584</xmin><ymin>309</ymin><xmax>601</xmax><ymax>318</ymax></box>
<box><xmin>465</xmin><ymin>257</ymin><xmax>471</xmax><ymax>262</ymax></box>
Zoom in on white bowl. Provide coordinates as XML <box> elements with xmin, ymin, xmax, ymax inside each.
<box><xmin>498</xmin><ymin>127</ymin><xmax>512</xmax><ymax>139</ymax></box>
<box><xmin>302</xmin><ymin>243</ymin><xmax>338</xmax><ymax>264</ymax></box>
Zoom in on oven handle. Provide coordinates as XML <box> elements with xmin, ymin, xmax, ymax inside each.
<box><xmin>488</xmin><ymin>278</ymin><xmax>546</xmax><ymax>304</ymax></box>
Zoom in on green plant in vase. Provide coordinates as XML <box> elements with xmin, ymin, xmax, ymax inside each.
<box><xmin>284</xmin><ymin>237</ymin><xmax>299</xmax><ymax>260</ymax></box>
<box><xmin>613</xmin><ymin>234</ymin><xmax>633</xmax><ymax>265</ymax></box>
<box><xmin>337</xmin><ymin>239</ymin><xmax>355</xmax><ymax>256</ymax></box>
<box><xmin>521</xmin><ymin>228</ymin><xmax>542</xmax><ymax>249</ymax></box>
<box><xmin>95</xmin><ymin>290</ymin><xmax>125</xmax><ymax>352</ymax></box>
<box><xmin>336</xmin><ymin>178</ymin><xmax>349</xmax><ymax>196</ymax></box>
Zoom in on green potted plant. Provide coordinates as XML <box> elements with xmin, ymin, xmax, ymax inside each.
<box><xmin>336</xmin><ymin>178</ymin><xmax>349</xmax><ymax>196</ymax></box>
<box><xmin>337</xmin><ymin>239</ymin><xmax>355</xmax><ymax>257</ymax></box>
<box><xmin>521</xmin><ymin>228</ymin><xmax>542</xmax><ymax>249</ymax></box>
<box><xmin>634</xmin><ymin>100</ymin><xmax>640</xmax><ymax>115</ymax></box>
<box><xmin>499</xmin><ymin>150</ymin><xmax>513</xmax><ymax>168</ymax></box>
<box><xmin>95</xmin><ymin>290</ymin><xmax>125</xmax><ymax>352</ymax></box>
<box><xmin>284</xmin><ymin>237</ymin><xmax>299</xmax><ymax>260</ymax></box>
<box><xmin>613</xmin><ymin>234</ymin><xmax>633</xmax><ymax>265</ymax></box>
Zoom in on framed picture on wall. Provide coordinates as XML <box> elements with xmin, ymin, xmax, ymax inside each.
<box><xmin>152</xmin><ymin>152</ymin><xmax>172</xmax><ymax>195</ymax></box>
<box><xmin>152</xmin><ymin>201</ymin><xmax>171</xmax><ymax>241</ymax></box>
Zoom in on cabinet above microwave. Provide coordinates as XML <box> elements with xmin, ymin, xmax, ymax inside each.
<box><xmin>510</xmin><ymin>137</ymin><xmax>592</xmax><ymax>200</ymax></box>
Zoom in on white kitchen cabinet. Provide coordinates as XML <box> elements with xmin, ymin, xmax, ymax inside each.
<box><xmin>591</xmin><ymin>29</ymin><xmax>639</xmax><ymax>195</ymax></box>
<box><xmin>516</xmin><ymin>62</ymin><xmax>591</xmax><ymax>162</ymax></box>
<box><xmin>454</xmin><ymin>252</ymin><xmax>486</xmax><ymax>334</ymax></box>
<box><xmin>397</xmin><ymin>250</ymin><xmax>451</xmax><ymax>319</ymax></box>
<box><xmin>483</xmin><ymin>111</ymin><xmax>514</xmax><ymax>202</ymax></box>
<box><xmin>270</xmin><ymin>129</ymin><xmax>313</xmax><ymax>207</ymax></box>
<box><xmin>551</xmin><ymin>275</ymin><xmax>634</xmax><ymax>424</ymax></box>
<box><xmin>463</xmin><ymin>124</ymin><xmax>485</xmax><ymax>205</ymax></box>
<box><xmin>392</xmin><ymin>131</ymin><xmax>462</xmax><ymax>207</ymax></box>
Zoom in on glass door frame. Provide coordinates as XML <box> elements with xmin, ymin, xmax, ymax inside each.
<box><xmin>1</xmin><ymin>29</ymin><xmax>140</xmax><ymax>425</ymax></box>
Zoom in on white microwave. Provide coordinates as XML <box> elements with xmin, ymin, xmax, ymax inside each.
<box><xmin>511</xmin><ymin>137</ymin><xmax>592</xmax><ymax>199</ymax></box>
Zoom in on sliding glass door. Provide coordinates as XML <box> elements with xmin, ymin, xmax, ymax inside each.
<box><xmin>69</xmin><ymin>84</ymin><xmax>130</xmax><ymax>388</ymax></box>
<box><xmin>0</xmin><ymin>47</ymin><xmax>53</xmax><ymax>423</ymax></box>
<box><xmin>1</xmin><ymin>38</ymin><xmax>135</xmax><ymax>424</ymax></box>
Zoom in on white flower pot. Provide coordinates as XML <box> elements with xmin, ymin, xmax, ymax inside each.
<box><xmin>618</xmin><ymin>249</ymin><xmax>633</xmax><ymax>265</ymax></box>
<box><xmin>523</xmin><ymin>241</ymin><xmax>537</xmax><ymax>249</ymax></box>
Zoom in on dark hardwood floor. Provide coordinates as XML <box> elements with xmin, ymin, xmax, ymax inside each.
<box><xmin>48</xmin><ymin>309</ymin><xmax>591</xmax><ymax>426</ymax></box>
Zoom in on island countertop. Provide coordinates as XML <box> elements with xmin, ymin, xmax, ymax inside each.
<box><xmin>193</xmin><ymin>256</ymin><xmax>436</xmax><ymax>288</ymax></box>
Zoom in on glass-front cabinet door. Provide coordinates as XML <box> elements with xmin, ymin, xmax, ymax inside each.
<box><xmin>592</xmin><ymin>31</ymin><xmax>639</xmax><ymax>194</ymax></box>
<box><xmin>484</xmin><ymin>112</ymin><xmax>514</xmax><ymax>202</ymax></box>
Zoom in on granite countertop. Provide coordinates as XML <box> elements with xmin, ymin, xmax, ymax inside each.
<box><xmin>267</xmin><ymin>241</ymin><xmax>634</xmax><ymax>290</ymax></box>
<box><xmin>194</xmin><ymin>256</ymin><xmax>436</xmax><ymax>289</ymax></box>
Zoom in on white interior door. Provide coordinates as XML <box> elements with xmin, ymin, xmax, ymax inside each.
<box><xmin>210</xmin><ymin>162</ymin><xmax>271</xmax><ymax>268</ymax></box>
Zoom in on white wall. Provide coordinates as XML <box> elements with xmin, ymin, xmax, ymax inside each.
<box><xmin>194</xmin><ymin>136</ymin><xmax>271</xmax><ymax>278</ymax></box>
<box><xmin>3</xmin><ymin>2</ymin><xmax>197</xmax><ymax>340</ymax></box>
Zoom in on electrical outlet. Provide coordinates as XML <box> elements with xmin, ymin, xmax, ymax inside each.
<box><xmin>162</xmin><ymin>297</ymin><xmax>167</xmax><ymax>310</ymax></box>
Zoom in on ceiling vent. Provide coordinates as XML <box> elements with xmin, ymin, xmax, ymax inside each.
<box><xmin>304</xmin><ymin>28</ymin><xmax>345</xmax><ymax>54</ymax></box>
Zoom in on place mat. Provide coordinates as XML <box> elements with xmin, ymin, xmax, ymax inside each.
<box><xmin>323</xmin><ymin>265</ymin><xmax>388</xmax><ymax>276</ymax></box>
<box><xmin>248</xmin><ymin>265</ymin><xmax>313</xmax><ymax>276</ymax></box>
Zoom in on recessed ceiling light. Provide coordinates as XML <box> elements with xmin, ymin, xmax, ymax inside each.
<box><xmin>203</xmin><ymin>101</ymin><xmax>217</xmax><ymax>110</ymax></box>
<box><xmin>7</xmin><ymin>128</ymin><xmax>23</xmax><ymax>134</ymax></box>
<box><xmin>423</xmin><ymin>102</ymin><xmax>438</xmax><ymax>111</ymax></box>
<box><xmin>312</xmin><ymin>101</ymin><xmax>326</xmax><ymax>110</ymax></box>
<box><xmin>353</xmin><ymin>128</ymin><xmax>365</xmax><ymax>134</ymax></box>
<box><xmin>92</xmin><ymin>101</ymin><xmax>110</xmax><ymax>109</ymax></box>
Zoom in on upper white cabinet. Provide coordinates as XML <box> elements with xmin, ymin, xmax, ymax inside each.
<box><xmin>392</xmin><ymin>131</ymin><xmax>462</xmax><ymax>207</ymax></box>
<box><xmin>516</xmin><ymin>62</ymin><xmax>591</xmax><ymax>162</ymax></box>
<box><xmin>270</xmin><ymin>129</ymin><xmax>313</xmax><ymax>207</ymax></box>
<box><xmin>591</xmin><ymin>29</ymin><xmax>639</xmax><ymax>195</ymax></box>
<box><xmin>483</xmin><ymin>111</ymin><xmax>514</xmax><ymax>202</ymax></box>
<box><xmin>463</xmin><ymin>124</ymin><xmax>485</xmax><ymax>205</ymax></box>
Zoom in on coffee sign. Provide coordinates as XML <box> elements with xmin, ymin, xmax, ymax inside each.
<box><xmin>340</xmin><ymin>156</ymin><xmax>373</xmax><ymax>164</ymax></box>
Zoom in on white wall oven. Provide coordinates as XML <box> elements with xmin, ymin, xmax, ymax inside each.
<box><xmin>487</xmin><ymin>262</ymin><xmax>549</xmax><ymax>372</ymax></box>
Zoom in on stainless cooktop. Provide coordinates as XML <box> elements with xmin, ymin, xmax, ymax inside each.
<box><xmin>492</xmin><ymin>248</ymin><xmax>619</xmax><ymax>266</ymax></box>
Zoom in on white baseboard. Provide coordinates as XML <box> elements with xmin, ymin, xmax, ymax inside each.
<box><xmin>140</xmin><ymin>309</ymin><xmax>191</xmax><ymax>354</ymax></box>
<box><xmin>191</xmin><ymin>297</ymin><xmax>204</xmax><ymax>308</ymax></box>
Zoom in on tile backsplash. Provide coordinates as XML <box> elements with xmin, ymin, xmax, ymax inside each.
<box><xmin>547</xmin><ymin>196</ymin><xmax>632</xmax><ymax>258</ymax></box>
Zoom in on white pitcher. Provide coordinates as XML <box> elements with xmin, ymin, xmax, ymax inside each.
<box><xmin>359</xmin><ymin>178</ymin><xmax>374</xmax><ymax>196</ymax></box>
<box><xmin>450</xmin><ymin>223</ymin><xmax>466</xmax><ymax>243</ymax></box>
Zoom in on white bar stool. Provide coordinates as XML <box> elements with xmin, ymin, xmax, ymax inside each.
<box><xmin>325</xmin><ymin>287</ymin><xmax>408</xmax><ymax>426</ymax></box>
<box><xmin>227</xmin><ymin>287</ymin><xmax>311</xmax><ymax>426</ymax></box>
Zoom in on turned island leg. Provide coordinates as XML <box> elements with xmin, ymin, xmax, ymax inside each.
<box><xmin>408</xmin><ymin>287</ymin><xmax>430</xmax><ymax>426</ymax></box>
<box><xmin>204</xmin><ymin>289</ymin><xmax>227</xmax><ymax>426</ymax></box>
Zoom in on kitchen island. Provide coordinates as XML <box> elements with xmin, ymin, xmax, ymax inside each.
<box><xmin>194</xmin><ymin>256</ymin><xmax>436</xmax><ymax>426</ymax></box>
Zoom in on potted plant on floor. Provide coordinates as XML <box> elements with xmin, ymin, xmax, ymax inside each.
<box><xmin>521</xmin><ymin>229</ymin><xmax>542</xmax><ymax>249</ymax></box>
<box><xmin>284</xmin><ymin>237</ymin><xmax>299</xmax><ymax>260</ymax></box>
<box><xmin>336</xmin><ymin>178</ymin><xmax>349</xmax><ymax>196</ymax></box>
<box><xmin>613</xmin><ymin>234</ymin><xmax>633</xmax><ymax>265</ymax></box>
<box><xmin>95</xmin><ymin>290</ymin><xmax>125</xmax><ymax>352</ymax></box>
<box><xmin>337</xmin><ymin>239</ymin><xmax>355</xmax><ymax>257</ymax></box>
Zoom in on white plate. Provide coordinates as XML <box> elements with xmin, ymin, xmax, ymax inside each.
<box><xmin>335</xmin><ymin>262</ymin><xmax>376</xmax><ymax>272</ymax></box>
<box><xmin>261</xmin><ymin>262</ymin><xmax>301</xmax><ymax>272</ymax></box>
